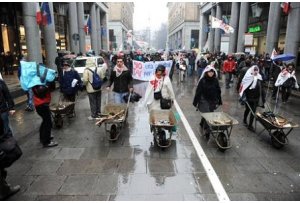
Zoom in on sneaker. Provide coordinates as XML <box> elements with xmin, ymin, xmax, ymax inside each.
<box><xmin>43</xmin><ymin>141</ymin><xmax>58</xmax><ymax>148</ymax></box>
<box><xmin>25</xmin><ymin>106</ymin><xmax>34</xmax><ymax>112</ymax></box>
<box><xmin>243</xmin><ymin>119</ymin><xmax>247</xmax><ymax>126</ymax></box>
<box><xmin>88</xmin><ymin>116</ymin><xmax>96</xmax><ymax>121</ymax></box>
<box><xmin>0</xmin><ymin>185</ymin><xmax>21</xmax><ymax>200</ymax></box>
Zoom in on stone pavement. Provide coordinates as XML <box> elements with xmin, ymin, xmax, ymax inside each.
<box><xmin>4</xmin><ymin>71</ymin><xmax>300</xmax><ymax>201</ymax></box>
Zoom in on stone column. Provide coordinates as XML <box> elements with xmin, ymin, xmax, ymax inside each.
<box><xmin>42</xmin><ymin>2</ymin><xmax>57</xmax><ymax>69</ymax></box>
<box><xmin>284</xmin><ymin>2</ymin><xmax>300</xmax><ymax>68</ymax></box>
<box><xmin>265</xmin><ymin>2</ymin><xmax>281</xmax><ymax>55</ymax></box>
<box><xmin>236</xmin><ymin>2</ymin><xmax>249</xmax><ymax>52</ymax></box>
<box><xmin>214</xmin><ymin>3</ymin><xmax>222</xmax><ymax>53</ymax></box>
<box><xmin>22</xmin><ymin>2</ymin><xmax>42</xmax><ymax>63</ymax></box>
<box><xmin>90</xmin><ymin>3</ymin><xmax>98</xmax><ymax>55</ymax></box>
<box><xmin>69</xmin><ymin>2</ymin><xmax>79</xmax><ymax>54</ymax></box>
<box><xmin>208</xmin><ymin>7</ymin><xmax>215</xmax><ymax>53</ymax></box>
<box><xmin>200</xmin><ymin>13</ymin><xmax>208</xmax><ymax>50</ymax></box>
<box><xmin>228</xmin><ymin>2</ymin><xmax>240</xmax><ymax>54</ymax></box>
<box><xmin>96</xmin><ymin>6</ymin><xmax>101</xmax><ymax>52</ymax></box>
<box><xmin>77</xmin><ymin>2</ymin><xmax>85</xmax><ymax>54</ymax></box>
<box><xmin>104</xmin><ymin>12</ymin><xmax>109</xmax><ymax>50</ymax></box>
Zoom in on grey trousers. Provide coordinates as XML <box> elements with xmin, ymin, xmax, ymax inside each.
<box><xmin>88</xmin><ymin>91</ymin><xmax>102</xmax><ymax>118</ymax></box>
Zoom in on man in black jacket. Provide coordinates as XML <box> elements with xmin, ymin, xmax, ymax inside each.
<box><xmin>106</xmin><ymin>56</ymin><xmax>133</xmax><ymax>103</ymax></box>
<box><xmin>0</xmin><ymin>117</ymin><xmax>21</xmax><ymax>200</ymax></box>
<box><xmin>0</xmin><ymin>79</ymin><xmax>15</xmax><ymax>136</ymax></box>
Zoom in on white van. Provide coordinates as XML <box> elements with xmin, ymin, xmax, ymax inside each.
<box><xmin>71</xmin><ymin>56</ymin><xmax>107</xmax><ymax>80</ymax></box>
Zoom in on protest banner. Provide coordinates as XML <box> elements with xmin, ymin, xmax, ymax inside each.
<box><xmin>132</xmin><ymin>60</ymin><xmax>173</xmax><ymax>81</ymax></box>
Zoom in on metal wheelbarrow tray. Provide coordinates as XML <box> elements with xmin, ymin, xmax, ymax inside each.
<box><xmin>149</xmin><ymin>109</ymin><xmax>177</xmax><ymax>149</ymax></box>
<box><xmin>50</xmin><ymin>101</ymin><xmax>75</xmax><ymax>128</ymax></box>
<box><xmin>255</xmin><ymin>112</ymin><xmax>299</xmax><ymax>149</ymax></box>
<box><xmin>97</xmin><ymin>103</ymin><xmax>128</xmax><ymax>141</ymax></box>
<box><xmin>200</xmin><ymin>112</ymin><xmax>239</xmax><ymax>152</ymax></box>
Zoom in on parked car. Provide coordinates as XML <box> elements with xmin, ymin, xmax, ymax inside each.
<box><xmin>71</xmin><ymin>56</ymin><xmax>108</xmax><ymax>80</ymax></box>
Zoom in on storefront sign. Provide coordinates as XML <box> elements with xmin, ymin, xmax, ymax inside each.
<box><xmin>244</xmin><ymin>33</ymin><xmax>254</xmax><ymax>46</ymax></box>
<box><xmin>132</xmin><ymin>60</ymin><xmax>173</xmax><ymax>81</ymax></box>
<box><xmin>248</xmin><ymin>25</ymin><xmax>261</xmax><ymax>33</ymax></box>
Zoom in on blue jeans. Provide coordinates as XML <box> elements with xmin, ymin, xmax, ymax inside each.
<box><xmin>1</xmin><ymin>111</ymin><xmax>12</xmax><ymax>135</ymax></box>
<box><xmin>27</xmin><ymin>88</ymin><xmax>34</xmax><ymax>109</ymax></box>
<box><xmin>114</xmin><ymin>92</ymin><xmax>128</xmax><ymax>104</ymax></box>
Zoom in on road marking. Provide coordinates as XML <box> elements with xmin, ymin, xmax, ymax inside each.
<box><xmin>174</xmin><ymin>100</ymin><xmax>230</xmax><ymax>201</ymax></box>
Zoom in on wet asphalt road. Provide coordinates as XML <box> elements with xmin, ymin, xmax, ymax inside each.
<box><xmin>6</xmin><ymin>71</ymin><xmax>300</xmax><ymax>200</ymax></box>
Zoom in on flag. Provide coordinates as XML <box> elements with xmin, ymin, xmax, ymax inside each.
<box><xmin>270</xmin><ymin>48</ymin><xmax>277</xmax><ymax>60</ymax></box>
<box><xmin>36</xmin><ymin>3</ymin><xmax>42</xmax><ymax>25</ymax></box>
<box><xmin>211</xmin><ymin>16</ymin><xmax>234</xmax><ymax>34</ymax></box>
<box><xmin>84</xmin><ymin>15</ymin><xmax>92</xmax><ymax>34</ymax></box>
<box><xmin>41</xmin><ymin>2</ymin><xmax>52</xmax><ymax>26</ymax></box>
<box><xmin>281</xmin><ymin>2</ymin><xmax>291</xmax><ymax>15</ymax></box>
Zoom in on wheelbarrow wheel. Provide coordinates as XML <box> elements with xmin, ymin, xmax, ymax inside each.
<box><xmin>54</xmin><ymin>114</ymin><xmax>63</xmax><ymax>129</ymax></box>
<box><xmin>159</xmin><ymin>130</ymin><xmax>167</xmax><ymax>146</ymax></box>
<box><xmin>216</xmin><ymin>132</ymin><xmax>227</xmax><ymax>152</ymax></box>
<box><xmin>110</xmin><ymin>124</ymin><xmax>118</xmax><ymax>140</ymax></box>
<box><xmin>271</xmin><ymin>131</ymin><xmax>285</xmax><ymax>149</ymax></box>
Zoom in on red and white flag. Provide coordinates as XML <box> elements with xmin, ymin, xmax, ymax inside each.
<box><xmin>270</xmin><ymin>48</ymin><xmax>277</xmax><ymax>60</ymax></box>
<box><xmin>211</xmin><ymin>16</ymin><xmax>234</xmax><ymax>34</ymax></box>
<box><xmin>36</xmin><ymin>3</ymin><xmax>42</xmax><ymax>25</ymax></box>
<box><xmin>281</xmin><ymin>2</ymin><xmax>291</xmax><ymax>15</ymax></box>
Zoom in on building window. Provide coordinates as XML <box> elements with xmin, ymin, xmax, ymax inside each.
<box><xmin>191</xmin><ymin>30</ymin><xmax>199</xmax><ymax>49</ymax></box>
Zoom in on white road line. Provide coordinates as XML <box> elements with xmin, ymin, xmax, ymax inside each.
<box><xmin>174</xmin><ymin>100</ymin><xmax>230</xmax><ymax>201</ymax></box>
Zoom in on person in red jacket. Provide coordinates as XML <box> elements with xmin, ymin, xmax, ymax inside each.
<box><xmin>32</xmin><ymin>81</ymin><xmax>58</xmax><ymax>147</ymax></box>
<box><xmin>222</xmin><ymin>54</ymin><xmax>237</xmax><ymax>89</ymax></box>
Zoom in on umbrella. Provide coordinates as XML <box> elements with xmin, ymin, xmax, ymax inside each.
<box><xmin>272</xmin><ymin>53</ymin><xmax>296</xmax><ymax>62</ymax></box>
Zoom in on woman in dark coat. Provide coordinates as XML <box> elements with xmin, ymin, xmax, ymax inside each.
<box><xmin>193</xmin><ymin>65</ymin><xmax>222</xmax><ymax>134</ymax></box>
<box><xmin>193</xmin><ymin>65</ymin><xmax>222</xmax><ymax>113</ymax></box>
<box><xmin>239</xmin><ymin>65</ymin><xmax>265</xmax><ymax>132</ymax></box>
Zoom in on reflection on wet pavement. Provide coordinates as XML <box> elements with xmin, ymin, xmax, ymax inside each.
<box><xmin>6</xmin><ymin>73</ymin><xmax>300</xmax><ymax>201</ymax></box>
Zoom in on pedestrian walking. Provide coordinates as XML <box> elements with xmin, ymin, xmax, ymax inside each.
<box><xmin>144</xmin><ymin>65</ymin><xmax>175</xmax><ymax>111</ymax></box>
<box><xmin>0</xmin><ymin>117</ymin><xmax>22</xmax><ymax>200</ymax></box>
<box><xmin>0</xmin><ymin>79</ymin><xmax>15</xmax><ymax>135</ymax></box>
<box><xmin>32</xmin><ymin>80</ymin><xmax>58</xmax><ymax>147</ymax></box>
<box><xmin>275</xmin><ymin>63</ymin><xmax>299</xmax><ymax>103</ymax></box>
<box><xmin>193</xmin><ymin>65</ymin><xmax>222</xmax><ymax>113</ymax></box>
<box><xmin>179</xmin><ymin>58</ymin><xmax>187</xmax><ymax>82</ymax></box>
<box><xmin>5</xmin><ymin>52</ymin><xmax>14</xmax><ymax>75</ymax></box>
<box><xmin>18</xmin><ymin>56</ymin><xmax>34</xmax><ymax>112</ymax></box>
<box><xmin>193</xmin><ymin>65</ymin><xmax>222</xmax><ymax>134</ymax></box>
<box><xmin>270</xmin><ymin>60</ymin><xmax>284</xmax><ymax>100</ymax></box>
<box><xmin>239</xmin><ymin>65</ymin><xmax>265</xmax><ymax>132</ymax></box>
<box><xmin>59</xmin><ymin>60</ymin><xmax>83</xmax><ymax>117</ymax></box>
<box><xmin>83</xmin><ymin>58</ymin><xmax>106</xmax><ymax>120</ymax></box>
<box><xmin>222</xmin><ymin>54</ymin><xmax>237</xmax><ymax>89</ymax></box>
<box><xmin>106</xmin><ymin>56</ymin><xmax>133</xmax><ymax>103</ymax></box>
<box><xmin>196</xmin><ymin>57</ymin><xmax>208</xmax><ymax>80</ymax></box>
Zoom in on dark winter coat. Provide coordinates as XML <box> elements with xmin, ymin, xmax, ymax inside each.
<box><xmin>0</xmin><ymin>80</ymin><xmax>15</xmax><ymax>113</ymax></box>
<box><xmin>108</xmin><ymin>70</ymin><xmax>133</xmax><ymax>93</ymax></box>
<box><xmin>193</xmin><ymin>76</ymin><xmax>222</xmax><ymax>112</ymax></box>
<box><xmin>244</xmin><ymin>80</ymin><xmax>266</xmax><ymax>105</ymax></box>
<box><xmin>59</xmin><ymin>69</ymin><xmax>82</xmax><ymax>95</ymax></box>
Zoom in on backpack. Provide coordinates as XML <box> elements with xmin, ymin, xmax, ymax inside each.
<box><xmin>87</xmin><ymin>67</ymin><xmax>102</xmax><ymax>90</ymax></box>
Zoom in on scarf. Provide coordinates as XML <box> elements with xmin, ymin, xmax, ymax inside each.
<box><xmin>239</xmin><ymin>65</ymin><xmax>262</xmax><ymax>97</ymax></box>
<box><xmin>249</xmin><ymin>76</ymin><xmax>258</xmax><ymax>89</ymax></box>
<box><xmin>113</xmin><ymin>65</ymin><xmax>128</xmax><ymax>77</ymax></box>
<box><xmin>275</xmin><ymin>68</ymin><xmax>290</xmax><ymax>87</ymax></box>
<box><xmin>150</xmin><ymin>76</ymin><xmax>164</xmax><ymax>92</ymax></box>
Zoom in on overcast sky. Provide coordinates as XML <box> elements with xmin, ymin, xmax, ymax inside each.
<box><xmin>133</xmin><ymin>0</ymin><xmax>168</xmax><ymax>31</ymax></box>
